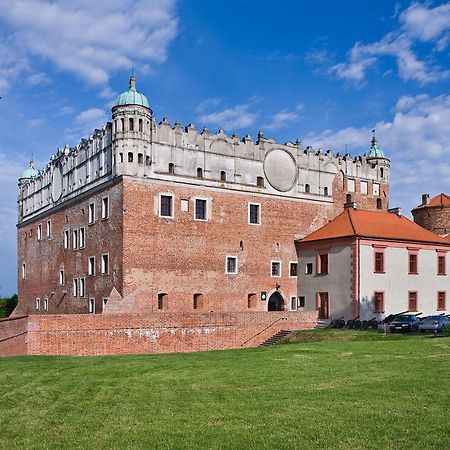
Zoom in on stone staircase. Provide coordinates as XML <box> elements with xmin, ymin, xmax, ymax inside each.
<box><xmin>259</xmin><ymin>329</ymin><xmax>292</xmax><ymax>347</ymax></box>
<box><xmin>315</xmin><ymin>319</ymin><xmax>331</xmax><ymax>329</ymax></box>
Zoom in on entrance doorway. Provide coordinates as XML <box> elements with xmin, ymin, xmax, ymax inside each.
<box><xmin>268</xmin><ymin>291</ymin><xmax>284</xmax><ymax>311</ymax></box>
<box><xmin>318</xmin><ymin>292</ymin><xmax>329</xmax><ymax>319</ymax></box>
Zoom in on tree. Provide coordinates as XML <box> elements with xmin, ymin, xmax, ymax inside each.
<box><xmin>0</xmin><ymin>294</ymin><xmax>18</xmax><ymax>318</ymax></box>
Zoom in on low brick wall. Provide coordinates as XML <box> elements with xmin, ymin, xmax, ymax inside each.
<box><xmin>27</xmin><ymin>311</ymin><xmax>317</xmax><ymax>356</ymax></box>
<box><xmin>0</xmin><ymin>315</ymin><xmax>28</xmax><ymax>356</ymax></box>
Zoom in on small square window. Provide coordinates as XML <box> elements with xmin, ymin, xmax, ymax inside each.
<box><xmin>271</xmin><ymin>261</ymin><xmax>281</xmax><ymax>277</ymax></box>
<box><xmin>248</xmin><ymin>203</ymin><xmax>260</xmax><ymax>225</ymax></box>
<box><xmin>289</xmin><ymin>262</ymin><xmax>298</xmax><ymax>277</ymax></box>
<box><xmin>101</xmin><ymin>254</ymin><xmax>109</xmax><ymax>274</ymax></box>
<box><xmin>226</xmin><ymin>256</ymin><xmax>238</xmax><ymax>274</ymax></box>
<box><xmin>88</xmin><ymin>256</ymin><xmax>95</xmax><ymax>276</ymax></box>
<box><xmin>305</xmin><ymin>263</ymin><xmax>313</xmax><ymax>274</ymax></box>
<box><xmin>101</xmin><ymin>197</ymin><xmax>109</xmax><ymax>220</ymax></box>
<box><xmin>160</xmin><ymin>194</ymin><xmax>173</xmax><ymax>218</ymax></box>
<box><xmin>88</xmin><ymin>202</ymin><xmax>95</xmax><ymax>224</ymax></box>
<box><xmin>195</xmin><ymin>198</ymin><xmax>207</xmax><ymax>221</ymax></box>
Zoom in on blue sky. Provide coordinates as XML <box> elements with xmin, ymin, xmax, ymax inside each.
<box><xmin>0</xmin><ymin>0</ymin><xmax>449</xmax><ymax>295</ymax></box>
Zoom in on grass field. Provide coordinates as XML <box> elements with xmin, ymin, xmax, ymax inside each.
<box><xmin>0</xmin><ymin>331</ymin><xmax>449</xmax><ymax>449</ymax></box>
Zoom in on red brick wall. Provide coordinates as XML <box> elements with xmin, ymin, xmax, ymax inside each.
<box><xmin>27</xmin><ymin>311</ymin><xmax>317</xmax><ymax>356</ymax></box>
<box><xmin>17</xmin><ymin>182</ymin><xmax>124</xmax><ymax>315</ymax></box>
<box><xmin>0</xmin><ymin>315</ymin><xmax>28</xmax><ymax>356</ymax></box>
<box><xmin>412</xmin><ymin>206</ymin><xmax>450</xmax><ymax>236</ymax></box>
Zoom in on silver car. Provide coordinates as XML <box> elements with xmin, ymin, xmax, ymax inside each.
<box><xmin>419</xmin><ymin>315</ymin><xmax>449</xmax><ymax>333</ymax></box>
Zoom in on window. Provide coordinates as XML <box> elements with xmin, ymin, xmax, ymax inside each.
<box><xmin>102</xmin><ymin>298</ymin><xmax>108</xmax><ymax>308</ymax></box>
<box><xmin>64</xmin><ymin>230</ymin><xmax>70</xmax><ymax>249</ymax></box>
<box><xmin>88</xmin><ymin>202</ymin><xmax>95</xmax><ymax>224</ymax></box>
<box><xmin>137</xmin><ymin>153</ymin><xmax>143</xmax><ymax>164</ymax></box>
<box><xmin>373</xmin><ymin>292</ymin><xmax>384</xmax><ymax>313</ymax></box>
<box><xmin>323</xmin><ymin>187</ymin><xmax>329</xmax><ymax>196</ymax></box>
<box><xmin>318</xmin><ymin>254</ymin><xmax>328</xmax><ymax>275</ymax></box>
<box><xmin>248</xmin><ymin>203</ymin><xmax>260</xmax><ymax>225</ymax></box>
<box><xmin>408</xmin><ymin>291</ymin><xmax>418</xmax><ymax>312</ymax></box>
<box><xmin>360</xmin><ymin>181</ymin><xmax>368</xmax><ymax>194</ymax></box>
<box><xmin>298</xmin><ymin>296</ymin><xmax>306</xmax><ymax>308</ymax></box>
<box><xmin>257</xmin><ymin>176</ymin><xmax>264</xmax><ymax>187</ymax></box>
<box><xmin>197</xmin><ymin>167</ymin><xmax>203</xmax><ymax>178</ymax></box>
<box><xmin>159</xmin><ymin>194</ymin><xmax>173</xmax><ymax>218</ymax></box>
<box><xmin>438</xmin><ymin>255</ymin><xmax>446</xmax><ymax>275</ymax></box>
<box><xmin>347</xmin><ymin>179</ymin><xmax>355</xmax><ymax>192</ymax></box>
<box><xmin>380</xmin><ymin>167</ymin><xmax>384</xmax><ymax>178</ymax></box>
<box><xmin>79</xmin><ymin>227</ymin><xmax>85</xmax><ymax>249</ymax></box>
<box><xmin>89</xmin><ymin>298</ymin><xmax>95</xmax><ymax>314</ymax></box>
<box><xmin>168</xmin><ymin>163</ymin><xmax>175</xmax><ymax>174</ymax></box>
<box><xmin>271</xmin><ymin>261</ymin><xmax>281</xmax><ymax>277</ymax></box>
<box><xmin>377</xmin><ymin>198</ymin><xmax>383</xmax><ymax>209</ymax></box>
<box><xmin>195</xmin><ymin>199</ymin><xmax>207</xmax><ymax>221</ymax></box>
<box><xmin>247</xmin><ymin>293</ymin><xmax>257</xmax><ymax>309</ymax></box>
<box><xmin>73</xmin><ymin>279</ymin><xmax>78</xmax><ymax>297</ymax></box>
<box><xmin>221</xmin><ymin>171</ymin><xmax>226</xmax><ymax>182</ymax></box>
<box><xmin>22</xmin><ymin>263</ymin><xmax>26</xmax><ymax>279</ymax></box>
<box><xmin>305</xmin><ymin>184</ymin><xmax>310</xmax><ymax>194</ymax></box>
<box><xmin>193</xmin><ymin>293</ymin><xmax>203</xmax><ymax>310</ymax></box>
<box><xmin>373</xmin><ymin>183</ymin><xmax>380</xmax><ymax>196</ymax></box>
<box><xmin>291</xmin><ymin>296</ymin><xmax>297</xmax><ymax>311</ymax></box>
<box><xmin>128</xmin><ymin>152</ymin><xmax>134</xmax><ymax>163</ymax></box>
<box><xmin>101</xmin><ymin>254</ymin><xmax>109</xmax><ymax>274</ymax></box>
<box><xmin>139</xmin><ymin>119</ymin><xmax>143</xmax><ymax>132</ymax></box>
<box><xmin>129</xmin><ymin>117</ymin><xmax>134</xmax><ymax>131</ymax></box>
<box><xmin>289</xmin><ymin>262</ymin><xmax>298</xmax><ymax>277</ymax></box>
<box><xmin>437</xmin><ymin>291</ymin><xmax>446</xmax><ymax>311</ymax></box>
<box><xmin>374</xmin><ymin>251</ymin><xmax>384</xmax><ymax>273</ymax></box>
<box><xmin>101</xmin><ymin>197</ymin><xmax>109</xmax><ymax>220</ymax></box>
<box><xmin>44</xmin><ymin>298</ymin><xmax>48</xmax><ymax>312</ymax></box>
<box><xmin>59</xmin><ymin>268</ymin><xmax>65</xmax><ymax>285</ymax></box>
<box><xmin>306</xmin><ymin>263</ymin><xmax>313</xmax><ymax>274</ymax></box>
<box><xmin>79</xmin><ymin>278</ymin><xmax>85</xmax><ymax>297</ymax></box>
<box><xmin>73</xmin><ymin>229</ymin><xmax>78</xmax><ymax>250</ymax></box>
<box><xmin>46</xmin><ymin>220</ymin><xmax>52</xmax><ymax>237</ymax></box>
<box><xmin>226</xmin><ymin>256</ymin><xmax>238</xmax><ymax>274</ymax></box>
<box><xmin>88</xmin><ymin>256</ymin><xmax>95</xmax><ymax>276</ymax></box>
<box><xmin>37</xmin><ymin>224</ymin><xmax>42</xmax><ymax>240</ymax></box>
<box><xmin>35</xmin><ymin>298</ymin><xmax>40</xmax><ymax>311</ymax></box>
<box><xmin>180</xmin><ymin>199</ymin><xmax>189</xmax><ymax>212</ymax></box>
<box><xmin>408</xmin><ymin>253</ymin><xmax>418</xmax><ymax>274</ymax></box>
<box><xmin>158</xmin><ymin>293</ymin><xmax>167</xmax><ymax>310</ymax></box>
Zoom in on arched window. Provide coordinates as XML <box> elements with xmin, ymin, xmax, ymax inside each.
<box><xmin>158</xmin><ymin>293</ymin><xmax>167</xmax><ymax>310</ymax></box>
<box><xmin>257</xmin><ymin>176</ymin><xmax>264</xmax><ymax>187</ymax></box>
<box><xmin>128</xmin><ymin>152</ymin><xmax>133</xmax><ymax>163</ymax></box>
<box><xmin>377</xmin><ymin>198</ymin><xmax>382</xmax><ymax>209</ymax></box>
<box><xmin>169</xmin><ymin>163</ymin><xmax>175</xmax><ymax>174</ymax></box>
<box><xmin>129</xmin><ymin>117</ymin><xmax>134</xmax><ymax>131</ymax></box>
<box><xmin>138</xmin><ymin>153</ymin><xmax>143</xmax><ymax>164</ymax></box>
<box><xmin>324</xmin><ymin>187</ymin><xmax>329</xmax><ymax>196</ymax></box>
<box><xmin>139</xmin><ymin>119</ymin><xmax>143</xmax><ymax>132</ymax></box>
<box><xmin>197</xmin><ymin>167</ymin><xmax>203</xmax><ymax>178</ymax></box>
<box><xmin>346</xmin><ymin>193</ymin><xmax>352</xmax><ymax>204</ymax></box>
<box><xmin>305</xmin><ymin>184</ymin><xmax>310</xmax><ymax>193</ymax></box>
<box><xmin>220</xmin><ymin>171</ymin><xmax>226</xmax><ymax>182</ymax></box>
<box><xmin>120</xmin><ymin>118</ymin><xmax>125</xmax><ymax>131</ymax></box>
<box><xmin>114</xmin><ymin>119</ymin><xmax>119</xmax><ymax>133</ymax></box>
<box><xmin>240</xmin><ymin>240</ymin><xmax>244</xmax><ymax>250</ymax></box>
<box><xmin>193</xmin><ymin>293</ymin><xmax>203</xmax><ymax>310</ymax></box>
<box><xmin>119</xmin><ymin>153</ymin><xmax>123</xmax><ymax>163</ymax></box>
<box><xmin>380</xmin><ymin>167</ymin><xmax>384</xmax><ymax>178</ymax></box>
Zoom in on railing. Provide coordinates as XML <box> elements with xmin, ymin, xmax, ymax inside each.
<box><xmin>240</xmin><ymin>316</ymin><xmax>287</xmax><ymax>347</ymax></box>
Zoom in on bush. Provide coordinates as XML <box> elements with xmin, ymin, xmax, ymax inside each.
<box><xmin>0</xmin><ymin>294</ymin><xmax>18</xmax><ymax>318</ymax></box>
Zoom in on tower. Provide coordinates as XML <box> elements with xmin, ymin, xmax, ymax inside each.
<box><xmin>364</xmin><ymin>130</ymin><xmax>390</xmax><ymax>183</ymax></box>
<box><xmin>111</xmin><ymin>75</ymin><xmax>154</xmax><ymax>177</ymax></box>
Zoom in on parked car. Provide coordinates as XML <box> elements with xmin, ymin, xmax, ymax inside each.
<box><xmin>389</xmin><ymin>314</ymin><xmax>420</xmax><ymax>333</ymax></box>
<box><xmin>419</xmin><ymin>315</ymin><xmax>449</xmax><ymax>333</ymax></box>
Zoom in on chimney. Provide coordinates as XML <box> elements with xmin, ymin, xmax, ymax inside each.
<box><xmin>421</xmin><ymin>193</ymin><xmax>430</xmax><ymax>206</ymax></box>
<box><xmin>344</xmin><ymin>201</ymin><xmax>356</xmax><ymax>209</ymax></box>
<box><xmin>388</xmin><ymin>207</ymin><xmax>402</xmax><ymax>216</ymax></box>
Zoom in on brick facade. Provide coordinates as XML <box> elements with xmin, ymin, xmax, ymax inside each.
<box><xmin>0</xmin><ymin>316</ymin><xmax>28</xmax><ymax>356</ymax></box>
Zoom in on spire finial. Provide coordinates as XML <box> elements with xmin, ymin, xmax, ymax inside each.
<box><xmin>371</xmin><ymin>128</ymin><xmax>376</xmax><ymax>147</ymax></box>
<box><xmin>129</xmin><ymin>71</ymin><xmax>136</xmax><ymax>90</ymax></box>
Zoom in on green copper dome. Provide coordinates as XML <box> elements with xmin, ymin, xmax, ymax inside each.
<box><xmin>21</xmin><ymin>161</ymin><xmax>38</xmax><ymax>179</ymax></box>
<box><xmin>115</xmin><ymin>75</ymin><xmax>149</xmax><ymax>108</ymax></box>
<box><xmin>364</xmin><ymin>131</ymin><xmax>385</xmax><ymax>159</ymax></box>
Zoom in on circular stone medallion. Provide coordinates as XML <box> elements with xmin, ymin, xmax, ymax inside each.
<box><xmin>263</xmin><ymin>148</ymin><xmax>297</xmax><ymax>192</ymax></box>
<box><xmin>51</xmin><ymin>162</ymin><xmax>63</xmax><ymax>202</ymax></box>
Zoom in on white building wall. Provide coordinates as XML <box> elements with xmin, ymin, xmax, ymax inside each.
<box><xmin>359</xmin><ymin>243</ymin><xmax>449</xmax><ymax>320</ymax></box>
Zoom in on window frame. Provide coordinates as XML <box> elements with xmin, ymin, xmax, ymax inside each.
<box><xmin>373</xmin><ymin>291</ymin><xmax>384</xmax><ymax>313</ymax></box>
<box><xmin>225</xmin><ymin>256</ymin><xmax>238</xmax><ymax>275</ymax></box>
<box><xmin>44</xmin><ymin>298</ymin><xmax>48</xmax><ymax>312</ymax></box>
<box><xmin>46</xmin><ymin>219</ymin><xmax>52</xmax><ymax>238</ymax></box>
<box><xmin>437</xmin><ymin>291</ymin><xmax>446</xmax><ymax>311</ymax></box>
<box><xmin>305</xmin><ymin>262</ymin><xmax>313</xmax><ymax>275</ymax></box>
<box><xmin>408</xmin><ymin>251</ymin><xmax>418</xmax><ymax>275</ymax></box>
<box><xmin>374</xmin><ymin>251</ymin><xmax>384</xmax><ymax>273</ymax></box>
<box><xmin>88</xmin><ymin>202</ymin><xmax>95</xmax><ymax>224</ymax></box>
<box><xmin>88</xmin><ymin>298</ymin><xmax>95</xmax><ymax>314</ymax></box>
<box><xmin>22</xmin><ymin>262</ymin><xmax>26</xmax><ymax>280</ymax></box>
<box><xmin>101</xmin><ymin>253</ymin><xmax>109</xmax><ymax>275</ymax></box>
<box><xmin>289</xmin><ymin>261</ymin><xmax>298</xmax><ymax>278</ymax></box>
<box><xmin>73</xmin><ymin>278</ymin><xmax>78</xmax><ymax>297</ymax></box>
<box><xmin>79</xmin><ymin>277</ymin><xmax>85</xmax><ymax>298</ymax></box>
<box><xmin>37</xmin><ymin>223</ymin><xmax>42</xmax><ymax>240</ymax></box>
<box><xmin>35</xmin><ymin>298</ymin><xmax>40</xmax><ymax>311</ymax></box>
<box><xmin>101</xmin><ymin>196</ymin><xmax>109</xmax><ymax>220</ymax></box>
<box><xmin>79</xmin><ymin>227</ymin><xmax>85</xmax><ymax>249</ymax></box>
<box><xmin>72</xmin><ymin>229</ymin><xmax>78</xmax><ymax>250</ymax></box>
<box><xmin>298</xmin><ymin>296</ymin><xmax>306</xmax><ymax>308</ymax></box>
<box><xmin>290</xmin><ymin>296</ymin><xmax>297</xmax><ymax>311</ymax></box>
<box><xmin>194</xmin><ymin>197</ymin><xmax>208</xmax><ymax>221</ymax></box>
<box><xmin>408</xmin><ymin>291</ymin><xmax>418</xmax><ymax>312</ymax></box>
<box><xmin>248</xmin><ymin>203</ymin><xmax>261</xmax><ymax>225</ymax></box>
<box><xmin>438</xmin><ymin>254</ymin><xmax>446</xmax><ymax>275</ymax></box>
<box><xmin>64</xmin><ymin>229</ymin><xmax>70</xmax><ymax>250</ymax></box>
<box><xmin>317</xmin><ymin>253</ymin><xmax>329</xmax><ymax>275</ymax></box>
<box><xmin>59</xmin><ymin>268</ymin><xmax>65</xmax><ymax>286</ymax></box>
<box><xmin>159</xmin><ymin>193</ymin><xmax>174</xmax><ymax>218</ymax></box>
<box><xmin>271</xmin><ymin>260</ymin><xmax>281</xmax><ymax>278</ymax></box>
<box><xmin>347</xmin><ymin>179</ymin><xmax>355</xmax><ymax>193</ymax></box>
<box><xmin>88</xmin><ymin>256</ymin><xmax>95</xmax><ymax>276</ymax></box>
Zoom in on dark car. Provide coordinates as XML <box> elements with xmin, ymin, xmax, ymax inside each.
<box><xmin>389</xmin><ymin>314</ymin><xmax>420</xmax><ymax>333</ymax></box>
<box><xmin>419</xmin><ymin>315</ymin><xmax>449</xmax><ymax>333</ymax></box>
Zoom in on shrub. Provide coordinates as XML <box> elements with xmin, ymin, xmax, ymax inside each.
<box><xmin>0</xmin><ymin>294</ymin><xmax>18</xmax><ymax>318</ymax></box>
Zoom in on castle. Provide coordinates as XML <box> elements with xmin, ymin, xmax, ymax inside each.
<box><xmin>16</xmin><ymin>76</ymin><xmax>390</xmax><ymax>317</ymax></box>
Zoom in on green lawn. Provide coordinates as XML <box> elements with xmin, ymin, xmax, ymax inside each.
<box><xmin>0</xmin><ymin>331</ymin><xmax>449</xmax><ymax>449</ymax></box>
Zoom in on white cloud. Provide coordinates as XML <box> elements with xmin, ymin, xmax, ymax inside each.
<box><xmin>329</xmin><ymin>2</ymin><xmax>450</xmax><ymax>86</ymax></box>
<box><xmin>65</xmin><ymin>107</ymin><xmax>109</xmax><ymax>143</ymax></box>
<box><xmin>26</xmin><ymin>118</ymin><xmax>46</xmax><ymax>128</ymax></box>
<box><xmin>263</xmin><ymin>104</ymin><xmax>303</xmax><ymax>131</ymax></box>
<box><xmin>199</xmin><ymin>104</ymin><xmax>259</xmax><ymax>131</ymax></box>
<box><xmin>195</xmin><ymin>98</ymin><xmax>222</xmax><ymax>113</ymax></box>
<box><xmin>0</xmin><ymin>0</ymin><xmax>178</xmax><ymax>90</ymax></box>
<box><xmin>304</xmin><ymin>93</ymin><xmax>450</xmax><ymax>214</ymax></box>
<box><xmin>26</xmin><ymin>72</ymin><xmax>51</xmax><ymax>87</ymax></box>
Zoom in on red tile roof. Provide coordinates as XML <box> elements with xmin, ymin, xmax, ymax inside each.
<box><xmin>299</xmin><ymin>208</ymin><xmax>450</xmax><ymax>245</ymax></box>
<box><xmin>413</xmin><ymin>193</ymin><xmax>450</xmax><ymax>210</ymax></box>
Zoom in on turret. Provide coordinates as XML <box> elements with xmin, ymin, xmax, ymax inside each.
<box><xmin>18</xmin><ymin>160</ymin><xmax>37</xmax><ymax>222</ymax></box>
<box><xmin>364</xmin><ymin>130</ymin><xmax>390</xmax><ymax>184</ymax></box>
<box><xmin>111</xmin><ymin>75</ymin><xmax>153</xmax><ymax>177</ymax></box>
